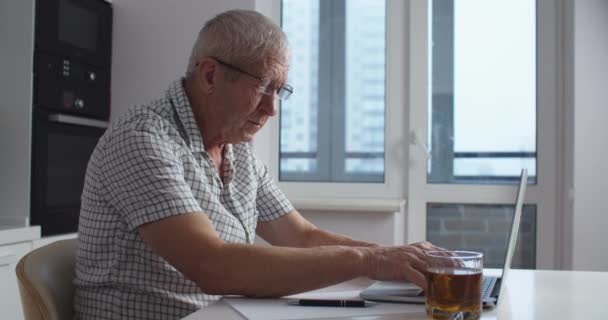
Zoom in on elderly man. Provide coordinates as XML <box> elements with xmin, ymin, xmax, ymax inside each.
<box><xmin>74</xmin><ymin>9</ymin><xmax>438</xmax><ymax>320</ymax></box>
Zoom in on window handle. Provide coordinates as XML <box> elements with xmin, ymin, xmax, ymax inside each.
<box><xmin>410</xmin><ymin>130</ymin><xmax>432</xmax><ymax>160</ymax></box>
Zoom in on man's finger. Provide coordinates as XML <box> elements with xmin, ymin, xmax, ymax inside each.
<box><xmin>407</xmin><ymin>245</ymin><xmax>426</xmax><ymax>259</ymax></box>
<box><xmin>404</xmin><ymin>266</ymin><xmax>427</xmax><ymax>290</ymax></box>
<box><xmin>408</xmin><ymin>253</ymin><xmax>428</xmax><ymax>273</ymax></box>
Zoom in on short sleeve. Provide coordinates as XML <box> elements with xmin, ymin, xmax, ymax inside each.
<box><xmin>253</xmin><ymin>156</ymin><xmax>294</xmax><ymax>222</ymax></box>
<box><xmin>101</xmin><ymin>122</ymin><xmax>203</xmax><ymax>230</ymax></box>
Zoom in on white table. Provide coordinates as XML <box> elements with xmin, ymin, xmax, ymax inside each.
<box><xmin>182</xmin><ymin>269</ymin><xmax>608</xmax><ymax>320</ymax></box>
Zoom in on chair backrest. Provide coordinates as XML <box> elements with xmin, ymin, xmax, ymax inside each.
<box><xmin>15</xmin><ymin>238</ymin><xmax>78</xmax><ymax>320</ymax></box>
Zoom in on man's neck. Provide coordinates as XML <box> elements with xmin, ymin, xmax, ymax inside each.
<box><xmin>183</xmin><ymin>77</ymin><xmax>227</xmax><ymax>152</ymax></box>
<box><xmin>206</xmin><ymin>144</ymin><xmax>225</xmax><ymax>161</ymax></box>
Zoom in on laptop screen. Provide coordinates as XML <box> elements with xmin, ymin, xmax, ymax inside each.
<box><xmin>496</xmin><ymin>168</ymin><xmax>528</xmax><ymax>303</ymax></box>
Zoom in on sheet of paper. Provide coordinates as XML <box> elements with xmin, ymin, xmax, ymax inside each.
<box><xmin>224</xmin><ymin>290</ymin><xmax>425</xmax><ymax>320</ymax></box>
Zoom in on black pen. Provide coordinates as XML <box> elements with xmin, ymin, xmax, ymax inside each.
<box><xmin>287</xmin><ymin>299</ymin><xmax>369</xmax><ymax>307</ymax></box>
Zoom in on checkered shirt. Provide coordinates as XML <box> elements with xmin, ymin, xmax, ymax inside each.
<box><xmin>73</xmin><ymin>79</ymin><xmax>294</xmax><ymax>320</ymax></box>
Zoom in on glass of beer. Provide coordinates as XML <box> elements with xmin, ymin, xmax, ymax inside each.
<box><xmin>425</xmin><ymin>251</ymin><xmax>483</xmax><ymax>320</ymax></box>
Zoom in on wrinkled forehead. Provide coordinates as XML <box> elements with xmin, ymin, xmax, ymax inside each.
<box><xmin>252</xmin><ymin>56</ymin><xmax>289</xmax><ymax>84</ymax></box>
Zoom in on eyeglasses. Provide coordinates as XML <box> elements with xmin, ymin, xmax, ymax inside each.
<box><xmin>210</xmin><ymin>57</ymin><xmax>293</xmax><ymax>101</ymax></box>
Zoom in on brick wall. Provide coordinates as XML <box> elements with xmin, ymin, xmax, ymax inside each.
<box><xmin>426</xmin><ymin>204</ymin><xmax>537</xmax><ymax>269</ymax></box>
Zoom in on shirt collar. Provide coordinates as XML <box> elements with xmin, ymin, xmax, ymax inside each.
<box><xmin>167</xmin><ymin>78</ymin><xmax>205</xmax><ymax>153</ymax></box>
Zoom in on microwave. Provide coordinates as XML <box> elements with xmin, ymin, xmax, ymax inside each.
<box><xmin>35</xmin><ymin>0</ymin><xmax>112</xmax><ymax>69</ymax></box>
<box><xmin>34</xmin><ymin>0</ymin><xmax>112</xmax><ymax>120</ymax></box>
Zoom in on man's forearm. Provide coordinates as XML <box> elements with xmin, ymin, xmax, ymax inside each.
<box><xmin>192</xmin><ymin>242</ymin><xmax>369</xmax><ymax>297</ymax></box>
<box><xmin>300</xmin><ymin>227</ymin><xmax>378</xmax><ymax>248</ymax></box>
<box><xmin>255</xmin><ymin>210</ymin><xmax>378</xmax><ymax>248</ymax></box>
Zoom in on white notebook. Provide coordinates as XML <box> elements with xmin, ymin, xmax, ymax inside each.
<box><xmin>224</xmin><ymin>290</ymin><xmax>423</xmax><ymax>320</ymax></box>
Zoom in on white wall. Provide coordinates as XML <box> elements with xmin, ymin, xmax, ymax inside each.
<box><xmin>110</xmin><ymin>0</ymin><xmax>255</xmax><ymax>119</ymax></box>
<box><xmin>0</xmin><ymin>0</ymin><xmax>35</xmax><ymax>225</ymax></box>
<box><xmin>571</xmin><ymin>0</ymin><xmax>608</xmax><ymax>271</ymax></box>
<box><xmin>300</xmin><ymin>210</ymin><xmax>403</xmax><ymax>245</ymax></box>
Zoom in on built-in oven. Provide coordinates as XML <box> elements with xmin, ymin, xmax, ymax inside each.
<box><xmin>30</xmin><ymin>109</ymin><xmax>107</xmax><ymax>236</ymax></box>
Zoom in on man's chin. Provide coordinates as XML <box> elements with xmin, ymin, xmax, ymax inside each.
<box><xmin>236</xmin><ymin>123</ymin><xmax>262</xmax><ymax>143</ymax></box>
<box><xmin>239</xmin><ymin>130</ymin><xmax>256</xmax><ymax>143</ymax></box>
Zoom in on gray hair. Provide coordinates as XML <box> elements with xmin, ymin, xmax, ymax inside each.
<box><xmin>186</xmin><ymin>10</ymin><xmax>290</xmax><ymax>79</ymax></box>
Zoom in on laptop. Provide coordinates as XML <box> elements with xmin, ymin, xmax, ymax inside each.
<box><xmin>360</xmin><ymin>168</ymin><xmax>528</xmax><ymax>306</ymax></box>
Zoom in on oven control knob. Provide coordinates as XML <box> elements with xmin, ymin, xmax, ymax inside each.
<box><xmin>75</xmin><ymin>99</ymin><xmax>85</xmax><ymax>109</ymax></box>
<box><xmin>89</xmin><ymin>72</ymin><xmax>96</xmax><ymax>81</ymax></box>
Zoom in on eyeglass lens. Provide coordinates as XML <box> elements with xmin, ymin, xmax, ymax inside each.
<box><xmin>277</xmin><ymin>85</ymin><xmax>293</xmax><ymax>101</ymax></box>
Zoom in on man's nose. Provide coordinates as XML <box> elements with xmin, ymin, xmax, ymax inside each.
<box><xmin>259</xmin><ymin>92</ymin><xmax>278</xmax><ymax>116</ymax></box>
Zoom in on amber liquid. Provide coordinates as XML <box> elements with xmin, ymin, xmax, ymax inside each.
<box><xmin>426</xmin><ymin>268</ymin><xmax>482</xmax><ymax>320</ymax></box>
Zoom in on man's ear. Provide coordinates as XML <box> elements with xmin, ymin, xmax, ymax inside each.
<box><xmin>196</xmin><ymin>58</ymin><xmax>218</xmax><ymax>94</ymax></box>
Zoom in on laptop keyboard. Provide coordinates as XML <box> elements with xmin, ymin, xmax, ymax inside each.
<box><xmin>482</xmin><ymin>276</ymin><xmax>497</xmax><ymax>298</ymax></box>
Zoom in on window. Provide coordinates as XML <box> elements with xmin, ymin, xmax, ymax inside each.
<box><xmin>426</xmin><ymin>0</ymin><xmax>538</xmax><ymax>268</ymax></box>
<box><xmin>428</xmin><ymin>0</ymin><xmax>537</xmax><ymax>184</ymax></box>
<box><xmin>280</xmin><ymin>0</ymin><xmax>386</xmax><ymax>182</ymax></box>
<box><xmin>408</xmin><ymin>0</ymin><xmax>559</xmax><ymax>269</ymax></box>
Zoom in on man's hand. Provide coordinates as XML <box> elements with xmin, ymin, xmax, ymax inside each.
<box><xmin>363</xmin><ymin>241</ymin><xmax>444</xmax><ymax>290</ymax></box>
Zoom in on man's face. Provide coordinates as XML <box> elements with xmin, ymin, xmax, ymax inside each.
<box><xmin>214</xmin><ymin>59</ymin><xmax>288</xmax><ymax>143</ymax></box>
